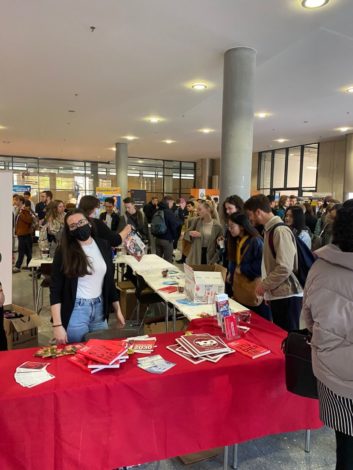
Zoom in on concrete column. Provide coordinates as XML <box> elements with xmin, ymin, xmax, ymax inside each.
<box><xmin>344</xmin><ymin>134</ymin><xmax>353</xmax><ymax>201</ymax></box>
<box><xmin>200</xmin><ymin>158</ymin><xmax>211</xmax><ymax>189</ymax></box>
<box><xmin>220</xmin><ymin>47</ymin><xmax>256</xmax><ymax>203</ymax></box>
<box><xmin>115</xmin><ymin>142</ymin><xmax>128</xmax><ymax>198</ymax></box>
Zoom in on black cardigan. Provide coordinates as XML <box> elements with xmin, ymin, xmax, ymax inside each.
<box><xmin>50</xmin><ymin>237</ymin><xmax>119</xmax><ymax>329</ymax></box>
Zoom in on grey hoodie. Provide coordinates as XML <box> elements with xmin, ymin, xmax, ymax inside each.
<box><xmin>303</xmin><ymin>244</ymin><xmax>353</xmax><ymax>400</ymax></box>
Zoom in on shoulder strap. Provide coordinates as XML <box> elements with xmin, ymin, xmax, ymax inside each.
<box><xmin>268</xmin><ymin>222</ymin><xmax>286</xmax><ymax>259</ymax></box>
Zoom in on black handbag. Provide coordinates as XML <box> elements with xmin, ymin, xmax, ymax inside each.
<box><xmin>281</xmin><ymin>329</ymin><xmax>318</xmax><ymax>399</ymax></box>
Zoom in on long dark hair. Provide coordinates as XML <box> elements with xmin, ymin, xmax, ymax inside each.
<box><xmin>332</xmin><ymin>207</ymin><xmax>353</xmax><ymax>252</ymax></box>
<box><xmin>222</xmin><ymin>195</ymin><xmax>244</xmax><ymax>220</ymax></box>
<box><xmin>285</xmin><ymin>206</ymin><xmax>306</xmax><ymax>234</ymax></box>
<box><xmin>229</xmin><ymin>213</ymin><xmax>259</xmax><ymax>238</ymax></box>
<box><xmin>60</xmin><ymin>209</ymin><xmax>93</xmax><ymax>278</ymax></box>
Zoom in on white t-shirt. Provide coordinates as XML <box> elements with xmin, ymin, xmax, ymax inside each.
<box><xmin>76</xmin><ymin>240</ymin><xmax>107</xmax><ymax>299</ymax></box>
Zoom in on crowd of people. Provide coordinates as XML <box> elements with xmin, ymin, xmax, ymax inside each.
<box><xmin>5</xmin><ymin>188</ymin><xmax>353</xmax><ymax>468</ymax></box>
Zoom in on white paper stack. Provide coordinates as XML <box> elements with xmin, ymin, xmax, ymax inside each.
<box><xmin>15</xmin><ymin>361</ymin><xmax>55</xmax><ymax>388</ymax></box>
<box><xmin>137</xmin><ymin>355</ymin><xmax>176</xmax><ymax>374</ymax></box>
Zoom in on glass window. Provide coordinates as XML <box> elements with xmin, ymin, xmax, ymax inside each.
<box><xmin>286</xmin><ymin>147</ymin><xmax>301</xmax><ymax>188</ymax></box>
<box><xmin>302</xmin><ymin>144</ymin><xmax>318</xmax><ymax>188</ymax></box>
<box><xmin>273</xmin><ymin>149</ymin><xmax>286</xmax><ymax>188</ymax></box>
<box><xmin>259</xmin><ymin>152</ymin><xmax>272</xmax><ymax>189</ymax></box>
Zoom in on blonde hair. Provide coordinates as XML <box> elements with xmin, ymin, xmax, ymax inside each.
<box><xmin>200</xmin><ymin>200</ymin><xmax>218</xmax><ymax>220</ymax></box>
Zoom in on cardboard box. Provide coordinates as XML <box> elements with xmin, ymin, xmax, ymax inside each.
<box><xmin>117</xmin><ymin>281</ymin><xmax>137</xmax><ymax>320</ymax></box>
<box><xmin>144</xmin><ymin>319</ymin><xmax>186</xmax><ymax>335</ymax></box>
<box><xmin>184</xmin><ymin>264</ymin><xmax>226</xmax><ymax>304</ymax></box>
<box><xmin>3</xmin><ymin>304</ymin><xmax>41</xmax><ymax>350</ymax></box>
<box><xmin>117</xmin><ymin>281</ymin><xmax>148</xmax><ymax>321</ymax></box>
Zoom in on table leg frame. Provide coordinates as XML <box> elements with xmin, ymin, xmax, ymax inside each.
<box><xmin>305</xmin><ymin>429</ymin><xmax>311</xmax><ymax>453</ymax></box>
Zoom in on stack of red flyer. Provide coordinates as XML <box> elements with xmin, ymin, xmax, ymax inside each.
<box><xmin>68</xmin><ymin>339</ymin><xmax>129</xmax><ymax>373</ymax></box>
<box><xmin>127</xmin><ymin>336</ymin><xmax>157</xmax><ymax>354</ymax></box>
<box><xmin>167</xmin><ymin>333</ymin><xmax>234</xmax><ymax>364</ymax></box>
<box><xmin>228</xmin><ymin>338</ymin><xmax>271</xmax><ymax>359</ymax></box>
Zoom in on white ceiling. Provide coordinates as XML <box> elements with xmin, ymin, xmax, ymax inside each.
<box><xmin>1</xmin><ymin>0</ymin><xmax>353</xmax><ymax>162</ymax></box>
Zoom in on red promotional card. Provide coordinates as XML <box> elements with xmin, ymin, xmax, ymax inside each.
<box><xmin>228</xmin><ymin>338</ymin><xmax>271</xmax><ymax>359</ymax></box>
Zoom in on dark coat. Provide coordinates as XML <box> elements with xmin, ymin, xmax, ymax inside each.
<box><xmin>143</xmin><ymin>201</ymin><xmax>158</xmax><ymax>223</ymax></box>
<box><xmin>50</xmin><ymin>237</ymin><xmax>119</xmax><ymax>329</ymax></box>
<box><xmin>99</xmin><ymin>211</ymin><xmax>120</xmax><ymax>232</ymax></box>
<box><xmin>155</xmin><ymin>202</ymin><xmax>181</xmax><ymax>241</ymax></box>
<box><xmin>91</xmin><ymin>218</ymin><xmax>122</xmax><ymax>247</ymax></box>
<box><xmin>228</xmin><ymin>236</ymin><xmax>263</xmax><ymax>281</ymax></box>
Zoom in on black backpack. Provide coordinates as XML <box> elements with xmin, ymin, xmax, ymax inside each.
<box><xmin>268</xmin><ymin>223</ymin><xmax>315</xmax><ymax>288</ymax></box>
<box><xmin>151</xmin><ymin>209</ymin><xmax>168</xmax><ymax>236</ymax></box>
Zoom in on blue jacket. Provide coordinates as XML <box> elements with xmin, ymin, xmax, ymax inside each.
<box><xmin>155</xmin><ymin>202</ymin><xmax>180</xmax><ymax>241</ymax></box>
<box><xmin>228</xmin><ymin>236</ymin><xmax>263</xmax><ymax>281</ymax></box>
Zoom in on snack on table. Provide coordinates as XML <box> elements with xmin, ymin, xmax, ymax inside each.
<box><xmin>35</xmin><ymin>344</ymin><xmax>84</xmax><ymax>358</ymax></box>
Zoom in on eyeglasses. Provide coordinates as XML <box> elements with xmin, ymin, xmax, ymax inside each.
<box><xmin>68</xmin><ymin>219</ymin><xmax>88</xmax><ymax>231</ymax></box>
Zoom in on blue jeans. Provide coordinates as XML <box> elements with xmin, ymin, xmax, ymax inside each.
<box><xmin>67</xmin><ymin>297</ymin><xmax>107</xmax><ymax>343</ymax></box>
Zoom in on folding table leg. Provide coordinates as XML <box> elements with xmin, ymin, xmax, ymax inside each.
<box><xmin>305</xmin><ymin>429</ymin><xmax>311</xmax><ymax>453</ymax></box>
<box><xmin>165</xmin><ymin>302</ymin><xmax>169</xmax><ymax>332</ymax></box>
<box><xmin>232</xmin><ymin>444</ymin><xmax>238</xmax><ymax>469</ymax></box>
<box><xmin>173</xmin><ymin>305</ymin><xmax>176</xmax><ymax>332</ymax></box>
<box><xmin>223</xmin><ymin>446</ymin><xmax>229</xmax><ymax>470</ymax></box>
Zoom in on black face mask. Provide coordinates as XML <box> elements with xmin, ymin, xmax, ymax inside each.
<box><xmin>70</xmin><ymin>224</ymin><xmax>91</xmax><ymax>241</ymax></box>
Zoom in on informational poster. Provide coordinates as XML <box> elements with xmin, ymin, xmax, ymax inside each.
<box><xmin>13</xmin><ymin>185</ymin><xmax>31</xmax><ymax>194</ymax></box>
<box><xmin>96</xmin><ymin>187</ymin><xmax>121</xmax><ymax>212</ymax></box>
<box><xmin>129</xmin><ymin>189</ymin><xmax>146</xmax><ymax>209</ymax></box>
<box><xmin>1</xmin><ymin>172</ymin><xmax>13</xmax><ymax>303</ymax></box>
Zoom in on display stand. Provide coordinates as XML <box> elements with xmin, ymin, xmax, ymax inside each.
<box><xmin>0</xmin><ymin>171</ymin><xmax>13</xmax><ymax>303</ymax></box>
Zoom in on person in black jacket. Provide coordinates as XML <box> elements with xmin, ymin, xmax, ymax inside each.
<box><xmin>50</xmin><ymin>209</ymin><xmax>125</xmax><ymax>344</ymax></box>
<box><xmin>143</xmin><ymin>197</ymin><xmax>159</xmax><ymax>223</ymax></box>
<box><xmin>118</xmin><ymin>197</ymin><xmax>148</xmax><ymax>242</ymax></box>
<box><xmin>0</xmin><ymin>282</ymin><xmax>7</xmax><ymax>351</ymax></box>
<box><xmin>155</xmin><ymin>196</ymin><xmax>180</xmax><ymax>263</ymax></box>
<box><xmin>99</xmin><ymin>197</ymin><xmax>120</xmax><ymax>231</ymax></box>
<box><xmin>79</xmin><ymin>195</ymin><xmax>131</xmax><ymax>247</ymax></box>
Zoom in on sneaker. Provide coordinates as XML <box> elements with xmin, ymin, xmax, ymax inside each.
<box><xmin>12</xmin><ymin>267</ymin><xmax>21</xmax><ymax>273</ymax></box>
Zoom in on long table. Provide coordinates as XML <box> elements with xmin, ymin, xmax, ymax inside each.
<box><xmin>114</xmin><ymin>254</ymin><xmax>248</xmax><ymax>327</ymax></box>
<box><xmin>0</xmin><ymin>315</ymin><xmax>322</xmax><ymax>470</ymax></box>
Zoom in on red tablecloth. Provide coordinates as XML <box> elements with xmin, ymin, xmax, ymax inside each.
<box><xmin>0</xmin><ymin>315</ymin><xmax>322</xmax><ymax>470</ymax></box>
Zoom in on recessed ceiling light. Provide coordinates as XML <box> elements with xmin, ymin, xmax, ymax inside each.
<box><xmin>0</xmin><ymin>125</ymin><xmax>7</xmax><ymax>130</ymax></box>
<box><xmin>122</xmin><ymin>135</ymin><xmax>139</xmax><ymax>141</ymax></box>
<box><xmin>274</xmin><ymin>138</ymin><xmax>288</xmax><ymax>143</ymax></box>
<box><xmin>336</xmin><ymin>127</ymin><xmax>351</xmax><ymax>133</ymax></box>
<box><xmin>191</xmin><ymin>83</ymin><xmax>207</xmax><ymax>90</ymax></box>
<box><xmin>145</xmin><ymin>116</ymin><xmax>163</xmax><ymax>123</ymax></box>
<box><xmin>255</xmin><ymin>112</ymin><xmax>270</xmax><ymax>119</ymax></box>
<box><xmin>108</xmin><ymin>147</ymin><xmax>116</xmax><ymax>151</ymax></box>
<box><xmin>199</xmin><ymin>128</ymin><xmax>215</xmax><ymax>134</ymax></box>
<box><xmin>138</xmin><ymin>159</ymin><xmax>144</xmax><ymax>163</ymax></box>
<box><xmin>162</xmin><ymin>139</ymin><xmax>176</xmax><ymax>144</ymax></box>
<box><xmin>301</xmin><ymin>0</ymin><xmax>329</xmax><ymax>8</ymax></box>
<box><xmin>346</xmin><ymin>87</ymin><xmax>353</xmax><ymax>94</ymax></box>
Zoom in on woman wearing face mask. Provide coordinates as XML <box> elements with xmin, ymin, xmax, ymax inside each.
<box><xmin>228</xmin><ymin>213</ymin><xmax>272</xmax><ymax>321</ymax></box>
<box><xmin>50</xmin><ymin>209</ymin><xmax>125</xmax><ymax>344</ymax></box>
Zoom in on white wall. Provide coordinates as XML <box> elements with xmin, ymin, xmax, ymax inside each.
<box><xmin>0</xmin><ymin>172</ymin><xmax>13</xmax><ymax>304</ymax></box>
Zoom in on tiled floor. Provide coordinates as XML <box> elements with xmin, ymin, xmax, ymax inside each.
<box><xmin>11</xmin><ymin>262</ymin><xmax>337</xmax><ymax>470</ymax></box>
